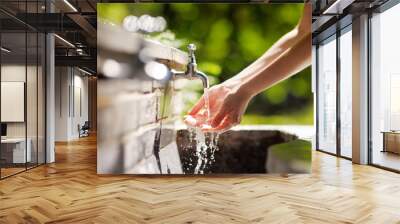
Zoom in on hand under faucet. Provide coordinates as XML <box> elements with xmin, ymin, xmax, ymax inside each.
<box><xmin>185</xmin><ymin>4</ymin><xmax>312</xmax><ymax>132</ymax></box>
<box><xmin>184</xmin><ymin>80</ymin><xmax>251</xmax><ymax>132</ymax></box>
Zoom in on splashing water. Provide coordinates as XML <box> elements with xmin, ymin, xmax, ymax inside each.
<box><xmin>186</xmin><ymin>87</ymin><xmax>220</xmax><ymax>174</ymax></box>
<box><xmin>204</xmin><ymin>88</ymin><xmax>211</xmax><ymax>123</ymax></box>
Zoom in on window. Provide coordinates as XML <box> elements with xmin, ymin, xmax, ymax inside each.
<box><xmin>370</xmin><ymin>3</ymin><xmax>400</xmax><ymax>171</ymax></box>
<box><xmin>0</xmin><ymin>1</ymin><xmax>46</xmax><ymax>179</ymax></box>
<box><xmin>339</xmin><ymin>28</ymin><xmax>352</xmax><ymax>158</ymax></box>
<box><xmin>317</xmin><ymin>36</ymin><xmax>337</xmax><ymax>154</ymax></box>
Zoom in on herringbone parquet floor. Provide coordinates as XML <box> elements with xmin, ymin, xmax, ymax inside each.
<box><xmin>1</xmin><ymin>134</ymin><xmax>400</xmax><ymax>224</ymax></box>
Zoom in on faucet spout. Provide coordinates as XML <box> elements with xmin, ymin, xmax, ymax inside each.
<box><xmin>171</xmin><ymin>43</ymin><xmax>209</xmax><ymax>89</ymax></box>
<box><xmin>171</xmin><ymin>70</ymin><xmax>209</xmax><ymax>89</ymax></box>
<box><xmin>193</xmin><ymin>71</ymin><xmax>209</xmax><ymax>89</ymax></box>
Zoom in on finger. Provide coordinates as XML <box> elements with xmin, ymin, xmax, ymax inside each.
<box><xmin>184</xmin><ymin>114</ymin><xmax>208</xmax><ymax>127</ymax></box>
<box><xmin>203</xmin><ymin>116</ymin><xmax>233</xmax><ymax>133</ymax></box>
<box><xmin>214</xmin><ymin>116</ymin><xmax>234</xmax><ymax>132</ymax></box>
<box><xmin>183</xmin><ymin>115</ymin><xmax>197</xmax><ymax>126</ymax></box>
<box><xmin>188</xmin><ymin>96</ymin><xmax>205</xmax><ymax>116</ymax></box>
<box><xmin>210</xmin><ymin>108</ymin><xmax>227</xmax><ymax>127</ymax></box>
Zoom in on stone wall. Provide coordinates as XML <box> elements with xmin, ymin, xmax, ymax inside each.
<box><xmin>97</xmin><ymin>77</ymin><xmax>186</xmax><ymax>174</ymax></box>
<box><xmin>97</xmin><ymin>22</ymin><xmax>189</xmax><ymax>174</ymax></box>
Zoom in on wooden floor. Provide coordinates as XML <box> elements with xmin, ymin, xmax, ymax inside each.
<box><xmin>1</xmin><ymin>167</ymin><xmax>26</xmax><ymax>178</ymax></box>
<box><xmin>372</xmin><ymin>150</ymin><xmax>400</xmax><ymax>171</ymax></box>
<box><xmin>1</xmin><ymin>135</ymin><xmax>400</xmax><ymax>224</ymax></box>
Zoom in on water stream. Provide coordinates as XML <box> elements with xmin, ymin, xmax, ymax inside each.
<box><xmin>186</xmin><ymin>87</ymin><xmax>220</xmax><ymax>174</ymax></box>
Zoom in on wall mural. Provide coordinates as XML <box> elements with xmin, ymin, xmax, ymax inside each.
<box><xmin>97</xmin><ymin>3</ymin><xmax>312</xmax><ymax>174</ymax></box>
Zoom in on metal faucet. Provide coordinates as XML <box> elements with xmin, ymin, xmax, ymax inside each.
<box><xmin>172</xmin><ymin>44</ymin><xmax>209</xmax><ymax>88</ymax></box>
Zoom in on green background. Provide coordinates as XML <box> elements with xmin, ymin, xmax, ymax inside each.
<box><xmin>98</xmin><ymin>3</ymin><xmax>313</xmax><ymax>125</ymax></box>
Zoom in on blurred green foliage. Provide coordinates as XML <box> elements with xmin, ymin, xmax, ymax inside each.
<box><xmin>242</xmin><ymin>103</ymin><xmax>313</xmax><ymax>125</ymax></box>
<box><xmin>98</xmin><ymin>3</ymin><xmax>313</xmax><ymax>125</ymax></box>
<box><xmin>269</xmin><ymin>139</ymin><xmax>311</xmax><ymax>164</ymax></box>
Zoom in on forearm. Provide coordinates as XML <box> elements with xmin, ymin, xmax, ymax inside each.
<box><xmin>229</xmin><ymin>27</ymin><xmax>303</xmax><ymax>83</ymax></box>
<box><xmin>229</xmin><ymin>3</ymin><xmax>311</xmax><ymax>84</ymax></box>
<box><xmin>237</xmin><ymin>33</ymin><xmax>311</xmax><ymax>98</ymax></box>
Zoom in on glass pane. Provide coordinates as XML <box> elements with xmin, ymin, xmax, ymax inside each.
<box><xmin>27</xmin><ymin>31</ymin><xmax>38</xmax><ymax>169</ymax></box>
<box><xmin>38</xmin><ymin>33</ymin><xmax>45</xmax><ymax>165</ymax></box>
<box><xmin>317</xmin><ymin>37</ymin><xmax>337</xmax><ymax>154</ymax></box>
<box><xmin>339</xmin><ymin>29</ymin><xmax>352</xmax><ymax>158</ymax></box>
<box><xmin>371</xmin><ymin>4</ymin><xmax>400</xmax><ymax>171</ymax></box>
<box><xmin>26</xmin><ymin>0</ymin><xmax>39</xmax><ymax>169</ymax></box>
<box><xmin>1</xmin><ymin>30</ymin><xmax>27</xmax><ymax>177</ymax></box>
<box><xmin>0</xmin><ymin>1</ymin><xmax>46</xmax><ymax>178</ymax></box>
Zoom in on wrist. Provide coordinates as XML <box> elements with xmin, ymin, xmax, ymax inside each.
<box><xmin>222</xmin><ymin>78</ymin><xmax>254</xmax><ymax>100</ymax></box>
<box><xmin>236</xmin><ymin>81</ymin><xmax>255</xmax><ymax>99</ymax></box>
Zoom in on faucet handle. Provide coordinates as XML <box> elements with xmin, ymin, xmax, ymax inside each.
<box><xmin>188</xmin><ymin>43</ymin><xmax>196</xmax><ymax>53</ymax></box>
<box><xmin>187</xmin><ymin>43</ymin><xmax>197</xmax><ymax>64</ymax></box>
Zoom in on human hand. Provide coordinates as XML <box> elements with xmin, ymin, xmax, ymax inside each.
<box><xmin>184</xmin><ymin>81</ymin><xmax>252</xmax><ymax>132</ymax></box>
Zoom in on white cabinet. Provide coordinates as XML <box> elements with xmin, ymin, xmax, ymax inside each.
<box><xmin>1</xmin><ymin>138</ymin><xmax>32</xmax><ymax>163</ymax></box>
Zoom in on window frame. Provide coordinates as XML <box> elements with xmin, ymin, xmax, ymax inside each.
<box><xmin>0</xmin><ymin>0</ymin><xmax>48</xmax><ymax>180</ymax></box>
<box><xmin>367</xmin><ymin>0</ymin><xmax>400</xmax><ymax>173</ymax></box>
<box><xmin>314</xmin><ymin>16</ymin><xmax>353</xmax><ymax>160</ymax></box>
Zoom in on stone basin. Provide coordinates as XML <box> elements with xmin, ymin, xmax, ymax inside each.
<box><xmin>176</xmin><ymin>129</ymin><xmax>311</xmax><ymax>174</ymax></box>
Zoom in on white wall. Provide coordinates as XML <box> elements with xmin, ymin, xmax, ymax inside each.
<box><xmin>72</xmin><ymin>73</ymin><xmax>89</xmax><ymax>138</ymax></box>
<box><xmin>55</xmin><ymin>67</ymin><xmax>89</xmax><ymax>141</ymax></box>
<box><xmin>55</xmin><ymin>66</ymin><xmax>70</xmax><ymax>141</ymax></box>
<box><xmin>1</xmin><ymin>63</ymin><xmax>46</xmax><ymax>164</ymax></box>
<box><xmin>1</xmin><ymin>65</ymin><xmax>26</xmax><ymax>147</ymax></box>
<box><xmin>1</xmin><ymin>65</ymin><xmax>34</xmax><ymax>138</ymax></box>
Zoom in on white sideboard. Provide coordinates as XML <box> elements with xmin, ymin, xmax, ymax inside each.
<box><xmin>1</xmin><ymin>138</ymin><xmax>32</xmax><ymax>163</ymax></box>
